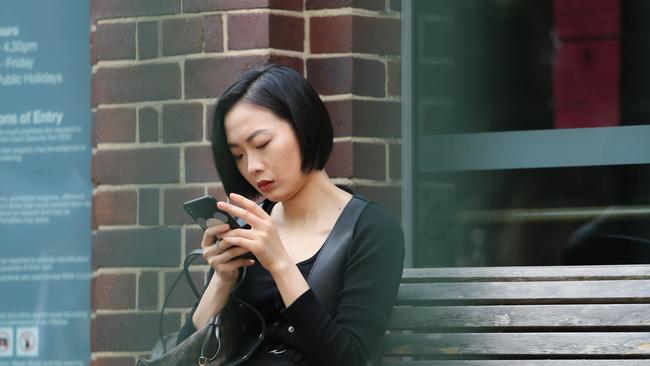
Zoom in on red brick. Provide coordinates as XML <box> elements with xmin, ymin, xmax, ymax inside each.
<box><xmin>164</xmin><ymin>187</ymin><xmax>205</xmax><ymax>225</ymax></box>
<box><xmin>389</xmin><ymin>143</ymin><xmax>401</xmax><ymax>180</ymax></box>
<box><xmin>268</xmin><ymin>54</ymin><xmax>305</xmax><ymax>75</ymax></box>
<box><xmin>91</xmin><ymin>356</ymin><xmax>135</xmax><ymax>366</ymax></box>
<box><xmin>93</xmin><ymin>148</ymin><xmax>180</xmax><ymax>185</ymax></box>
<box><xmin>354</xmin><ymin>142</ymin><xmax>386</xmax><ymax>180</ymax></box>
<box><xmin>96</xmin><ymin>22</ymin><xmax>136</xmax><ymax>60</ymax></box>
<box><xmin>183</xmin><ymin>0</ymin><xmax>302</xmax><ymax>12</ymax></box>
<box><xmin>91</xmin><ymin>30</ymin><xmax>97</xmax><ymax>65</ymax></box>
<box><xmin>137</xmin><ymin>21</ymin><xmax>158</xmax><ymax>60</ymax></box>
<box><xmin>184</xmin><ymin>55</ymin><xmax>303</xmax><ymax>99</ymax></box>
<box><xmin>228</xmin><ymin>13</ymin><xmax>304</xmax><ymax>52</ymax></box>
<box><xmin>387</xmin><ymin>59</ymin><xmax>400</xmax><ymax>96</ymax></box>
<box><xmin>138</xmin><ymin>188</ymin><xmax>159</xmax><ymax>226</ymax></box>
<box><xmin>138</xmin><ymin>271</ymin><xmax>159</xmax><ymax>310</ymax></box>
<box><xmin>306</xmin><ymin>0</ymin><xmax>385</xmax><ymax>11</ymax></box>
<box><xmin>91</xmin><ymin>111</ymin><xmax>97</xmax><ymax>148</ymax></box>
<box><xmin>162</xmin><ymin>103</ymin><xmax>203</xmax><ymax>143</ymax></box>
<box><xmin>162</xmin><ymin>17</ymin><xmax>203</xmax><ymax>56</ymax></box>
<box><xmin>184</xmin><ymin>55</ymin><xmax>269</xmax><ymax>99</ymax></box>
<box><xmin>352</xmin><ymin>184</ymin><xmax>401</xmax><ymax>219</ymax></box>
<box><xmin>325</xmin><ymin>141</ymin><xmax>386</xmax><ymax>180</ymax></box>
<box><xmin>326</xmin><ymin>99</ymin><xmax>400</xmax><ymax>138</ymax></box>
<box><xmin>206</xmin><ymin>186</ymin><xmax>227</xmax><ymax>200</ymax></box>
<box><xmin>164</xmin><ymin>270</ymin><xmax>206</xmax><ymax>308</ymax></box>
<box><xmin>185</xmin><ymin>227</ymin><xmax>205</xmax><ymax>255</ymax></box>
<box><xmin>203</xmin><ymin>15</ymin><xmax>224</xmax><ymax>52</ymax></box>
<box><xmin>92</xmin><ymin>228</ymin><xmax>181</xmax><ymax>268</ymax></box>
<box><xmin>324</xmin><ymin>101</ymin><xmax>352</xmax><ymax>137</ymax></box>
<box><xmin>325</xmin><ymin>141</ymin><xmax>353</xmax><ymax>178</ymax></box>
<box><xmin>93</xmin><ymin>63</ymin><xmax>181</xmax><ymax>105</ymax></box>
<box><xmin>93</xmin><ymin>190</ymin><xmax>137</xmax><ymax>228</ymax></box>
<box><xmin>353</xmin><ymin>16</ymin><xmax>400</xmax><ymax>55</ymax></box>
<box><xmin>205</xmin><ymin>104</ymin><xmax>216</xmax><ymax>135</ymax></box>
<box><xmin>270</xmin><ymin>15</ymin><xmax>304</xmax><ymax>51</ymax></box>
<box><xmin>93</xmin><ymin>312</ymin><xmax>180</xmax><ymax>352</ymax></box>
<box><xmin>227</xmin><ymin>12</ymin><xmax>270</xmax><ymax>51</ymax></box>
<box><xmin>92</xmin><ymin>273</ymin><xmax>136</xmax><ymax>310</ymax></box>
<box><xmin>185</xmin><ymin>145</ymin><xmax>219</xmax><ymax>183</ymax></box>
<box><xmin>352</xmin><ymin>100</ymin><xmax>400</xmax><ymax>137</ymax></box>
<box><xmin>94</xmin><ymin>107</ymin><xmax>136</xmax><ymax>144</ymax></box>
<box><xmin>311</xmin><ymin>16</ymin><xmax>400</xmax><ymax>55</ymax></box>
<box><xmin>310</xmin><ymin>16</ymin><xmax>352</xmax><ymax>53</ymax></box>
<box><xmin>307</xmin><ymin>57</ymin><xmax>385</xmax><ymax>97</ymax></box>
<box><xmin>92</xmin><ymin>0</ymin><xmax>180</xmax><ymax>20</ymax></box>
<box><xmin>138</xmin><ymin>107</ymin><xmax>159</xmax><ymax>143</ymax></box>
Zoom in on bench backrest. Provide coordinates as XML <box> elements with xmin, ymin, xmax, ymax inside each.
<box><xmin>383</xmin><ymin>264</ymin><xmax>650</xmax><ymax>365</ymax></box>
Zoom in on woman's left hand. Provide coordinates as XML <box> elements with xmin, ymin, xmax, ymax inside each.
<box><xmin>217</xmin><ymin>192</ymin><xmax>292</xmax><ymax>275</ymax></box>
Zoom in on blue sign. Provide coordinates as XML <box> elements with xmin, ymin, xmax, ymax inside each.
<box><xmin>0</xmin><ymin>1</ymin><xmax>91</xmax><ymax>364</ymax></box>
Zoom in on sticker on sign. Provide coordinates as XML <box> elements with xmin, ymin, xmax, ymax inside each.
<box><xmin>16</xmin><ymin>327</ymin><xmax>38</xmax><ymax>357</ymax></box>
<box><xmin>0</xmin><ymin>327</ymin><xmax>13</xmax><ymax>357</ymax></box>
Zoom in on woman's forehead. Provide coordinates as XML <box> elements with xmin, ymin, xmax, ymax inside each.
<box><xmin>225</xmin><ymin>103</ymin><xmax>287</xmax><ymax>140</ymax></box>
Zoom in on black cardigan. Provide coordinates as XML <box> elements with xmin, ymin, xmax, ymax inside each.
<box><xmin>177</xmin><ymin>199</ymin><xmax>405</xmax><ymax>366</ymax></box>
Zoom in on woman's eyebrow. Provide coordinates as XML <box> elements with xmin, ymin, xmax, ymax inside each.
<box><xmin>228</xmin><ymin>129</ymin><xmax>270</xmax><ymax>147</ymax></box>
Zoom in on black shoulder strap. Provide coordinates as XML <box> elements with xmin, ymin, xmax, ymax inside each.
<box><xmin>306</xmin><ymin>195</ymin><xmax>369</xmax><ymax>316</ymax></box>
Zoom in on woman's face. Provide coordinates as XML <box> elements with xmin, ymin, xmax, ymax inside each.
<box><xmin>224</xmin><ymin>102</ymin><xmax>305</xmax><ymax>201</ymax></box>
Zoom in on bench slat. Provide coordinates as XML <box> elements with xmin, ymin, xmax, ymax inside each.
<box><xmin>383</xmin><ymin>332</ymin><xmax>650</xmax><ymax>356</ymax></box>
<box><xmin>383</xmin><ymin>361</ymin><xmax>650</xmax><ymax>366</ymax></box>
<box><xmin>398</xmin><ymin>280</ymin><xmax>650</xmax><ymax>304</ymax></box>
<box><xmin>403</xmin><ymin>265</ymin><xmax>650</xmax><ymax>282</ymax></box>
<box><xmin>388</xmin><ymin>304</ymin><xmax>650</xmax><ymax>329</ymax></box>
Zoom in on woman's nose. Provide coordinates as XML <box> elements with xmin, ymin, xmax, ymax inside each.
<box><xmin>246</xmin><ymin>153</ymin><xmax>264</xmax><ymax>174</ymax></box>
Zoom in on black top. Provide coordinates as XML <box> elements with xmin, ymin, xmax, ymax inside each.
<box><xmin>177</xmin><ymin>197</ymin><xmax>405</xmax><ymax>366</ymax></box>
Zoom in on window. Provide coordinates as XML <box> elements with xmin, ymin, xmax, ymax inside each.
<box><xmin>404</xmin><ymin>0</ymin><xmax>650</xmax><ymax>267</ymax></box>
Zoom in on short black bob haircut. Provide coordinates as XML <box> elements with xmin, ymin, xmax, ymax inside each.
<box><xmin>211</xmin><ymin>63</ymin><xmax>334</xmax><ymax>199</ymax></box>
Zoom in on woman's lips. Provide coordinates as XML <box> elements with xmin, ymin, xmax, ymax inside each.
<box><xmin>257</xmin><ymin>180</ymin><xmax>274</xmax><ymax>192</ymax></box>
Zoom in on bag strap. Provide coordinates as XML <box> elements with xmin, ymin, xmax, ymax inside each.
<box><xmin>184</xmin><ymin>248</ymin><xmax>205</xmax><ymax>299</ymax></box>
<box><xmin>158</xmin><ymin>248</ymin><xmax>205</xmax><ymax>353</ymax></box>
<box><xmin>307</xmin><ymin>195</ymin><xmax>369</xmax><ymax>315</ymax></box>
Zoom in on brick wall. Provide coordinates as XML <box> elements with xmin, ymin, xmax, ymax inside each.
<box><xmin>90</xmin><ymin>0</ymin><xmax>401</xmax><ymax>364</ymax></box>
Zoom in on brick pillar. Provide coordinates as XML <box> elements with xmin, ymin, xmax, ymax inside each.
<box><xmin>309</xmin><ymin>0</ymin><xmax>402</xmax><ymax>216</ymax></box>
<box><xmin>90</xmin><ymin>0</ymin><xmax>400</xmax><ymax>364</ymax></box>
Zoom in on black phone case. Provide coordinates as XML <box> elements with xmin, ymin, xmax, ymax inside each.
<box><xmin>183</xmin><ymin>195</ymin><xmax>254</xmax><ymax>260</ymax></box>
<box><xmin>183</xmin><ymin>195</ymin><xmax>241</xmax><ymax>231</ymax></box>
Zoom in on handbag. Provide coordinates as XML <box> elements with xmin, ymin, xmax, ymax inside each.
<box><xmin>137</xmin><ymin>249</ymin><xmax>265</xmax><ymax>366</ymax></box>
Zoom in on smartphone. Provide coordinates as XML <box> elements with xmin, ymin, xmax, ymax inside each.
<box><xmin>183</xmin><ymin>195</ymin><xmax>253</xmax><ymax>259</ymax></box>
<box><xmin>183</xmin><ymin>195</ymin><xmax>241</xmax><ymax>230</ymax></box>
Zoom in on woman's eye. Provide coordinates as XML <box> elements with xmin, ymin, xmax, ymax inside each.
<box><xmin>232</xmin><ymin>154</ymin><xmax>243</xmax><ymax>161</ymax></box>
<box><xmin>256</xmin><ymin>141</ymin><xmax>270</xmax><ymax>149</ymax></box>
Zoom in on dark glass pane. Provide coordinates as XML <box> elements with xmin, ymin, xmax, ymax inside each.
<box><xmin>411</xmin><ymin>0</ymin><xmax>650</xmax><ymax>266</ymax></box>
<box><xmin>414</xmin><ymin>0</ymin><xmax>650</xmax><ymax>134</ymax></box>
<box><xmin>415</xmin><ymin>164</ymin><xmax>650</xmax><ymax>267</ymax></box>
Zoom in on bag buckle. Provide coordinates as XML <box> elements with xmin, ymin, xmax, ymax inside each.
<box><xmin>198</xmin><ymin>355</ymin><xmax>208</xmax><ymax>366</ymax></box>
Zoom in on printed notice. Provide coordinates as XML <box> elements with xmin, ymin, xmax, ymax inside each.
<box><xmin>0</xmin><ymin>194</ymin><xmax>90</xmax><ymax>225</ymax></box>
<box><xmin>0</xmin><ymin>1</ymin><xmax>91</xmax><ymax>365</ymax></box>
<box><xmin>0</xmin><ymin>28</ymin><xmax>63</xmax><ymax>87</ymax></box>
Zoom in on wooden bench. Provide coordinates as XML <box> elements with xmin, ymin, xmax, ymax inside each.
<box><xmin>382</xmin><ymin>265</ymin><xmax>650</xmax><ymax>365</ymax></box>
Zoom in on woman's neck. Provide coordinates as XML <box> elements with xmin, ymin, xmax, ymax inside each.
<box><xmin>273</xmin><ymin>171</ymin><xmax>351</xmax><ymax>227</ymax></box>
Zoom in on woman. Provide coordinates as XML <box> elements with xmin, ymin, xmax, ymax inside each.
<box><xmin>177</xmin><ymin>64</ymin><xmax>404</xmax><ymax>365</ymax></box>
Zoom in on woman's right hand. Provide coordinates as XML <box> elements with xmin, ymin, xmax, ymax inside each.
<box><xmin>201</xmin><ymin>223</ymin><xmax>255</xmax><ymax>285</ymax></box>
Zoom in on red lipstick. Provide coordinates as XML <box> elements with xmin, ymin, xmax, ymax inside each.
<box><xmin>257</xmin><ymin>180</ymin><xmax>274</xmax><ymax>192</ymax></box>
